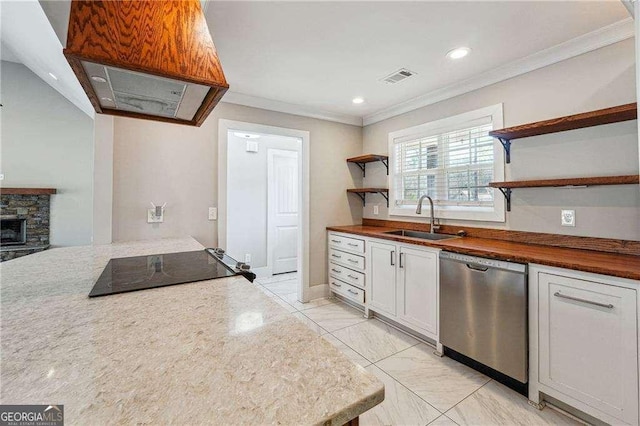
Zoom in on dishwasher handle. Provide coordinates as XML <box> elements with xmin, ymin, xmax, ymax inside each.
<box><xmin>440</xmin><ymin>251</ymin><xmax>527</xmax><ymax>274</ymax></box>
<box><xmin>466</xmin><ymin>263</ymin><xmax>489</xmax><ymax>272</ymax></box>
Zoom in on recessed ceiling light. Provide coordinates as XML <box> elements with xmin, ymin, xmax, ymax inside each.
<box><xmin>233</xmin><ymin>132</ymin><xmax>260</xmax><ymax>139</ymax></box>
<box><xmin>91</xmin><ymin>76</ymin><xmax>107</xmax><ymax>83</ymax></box>
<box><xmin>48</xmin><ymin>72</ymin><xmax>58</xmax><ymax>80</ymax></box>
<box><xmin>446</xmin><ymin>47</ymin><xmax>471</xmax><ymax>60</ymax></box>
<box><xmin>352</xmin><ymin>97</ymin><xmax>364</xmax><ymax>104</ymax></box>
<box><xmin>100</xmin><ymin>97</ymin><xmax>113</xmax><ymax>102</ymax></box>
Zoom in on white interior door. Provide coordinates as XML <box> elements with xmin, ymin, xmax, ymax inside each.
<box><xmin>268</xmin><ymin>149</ymin><xmax>299</xmax><ymax>275</ymax></box>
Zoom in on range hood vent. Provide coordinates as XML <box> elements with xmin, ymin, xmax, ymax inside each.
<box><xmin>64</xmin><ymin>0</ymin><xmax>228</xmax><ymax>127</ymax></box>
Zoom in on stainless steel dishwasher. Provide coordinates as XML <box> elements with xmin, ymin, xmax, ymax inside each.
<box><xmin>440</xmin><ymin>251</ymin><xmax>528</xmax><ymax>387</ymax></box>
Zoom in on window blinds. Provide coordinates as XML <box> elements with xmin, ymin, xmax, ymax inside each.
<box><xmin>393</xmin><ymin>122</ymin><xmax>495</xmax><ymax>208</ymax></box>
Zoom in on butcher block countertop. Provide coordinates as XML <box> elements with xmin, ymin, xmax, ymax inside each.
<box><xmin>0</xmin><ymin>237</ymin><xmax>383</xmax><ymax>425</ymax></box>
<box><xmin>327</xmin><ymin>225</ymin><xmax>640</xmax><ymax>281</ymax></box>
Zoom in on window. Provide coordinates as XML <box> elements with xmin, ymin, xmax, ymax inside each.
<box><xmin>388</xmin><ymin>104</ymin><xmax>505</xmax><ymax>222</ymax></box>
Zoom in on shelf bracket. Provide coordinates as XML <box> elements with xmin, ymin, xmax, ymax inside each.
<box><xmin>354</xmin><ymin>162</ymin><xmax>366</xmax><ymax>177</ymax></box>
<box><xmin>380</xmin><ymin>157</ymin><xmax>389</xmax><ymax>175</ymax></box>
<box><xmin>379</xmin><ymin>191</ymin><xmax>389</xmax><ymax>208</ymax></box>
<box><xmin>497</xmin><ymin>187</ymin><xmax>512</xmax><ymax>212</ymax></box>
<box><xmin>354</xmin><ymin>192</ymin><xmax>366</xmax><ymax>205</ymax></box>
<box><xmin>497</xmin><ymin>138</ymin><xmax>511</xmax><ymax>164</ymax></box>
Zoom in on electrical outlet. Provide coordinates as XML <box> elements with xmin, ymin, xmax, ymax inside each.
<box><xmin>561</xmin><ymin>209</ymin><xmax>575</xmax><ymax>227</ymax></box>
<box><xmin>373</xmin><ymin>205</ymin><xmax>379</xmax><ymax>215</ymax></box>
<box><xmin>208</xmin><ymin>207</ymin><xmax>217</xmax><ymax>220</ymax></box>
<box><xmin>0</xmin><ymin>173</ymin><xmax>4</xmax><ymax>180</ymax></box>
<box><xmin>147</xmin><ymin>208</ymin><xmax>163</xmax><ymax>223</ymax></box>
<box><xmin>244</xmin><ymin>254</ymin><xmax>251</xmax><ymax>263</ymax></box>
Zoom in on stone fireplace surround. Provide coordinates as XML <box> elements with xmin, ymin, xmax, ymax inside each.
<box><xmin>1</xmin><ymin>188</ymin><xmax>56</xmax><ymax>261</ymax></box>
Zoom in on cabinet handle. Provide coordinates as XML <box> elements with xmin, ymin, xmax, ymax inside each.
<box><xmin>331</xmin><ymin>239</ymin><xmax>341</xmax><ymax>243</ymax></box>
<box><xmin>399</xmin><ymin>252</ymin><xmax>404</xmax><ymax>268</ymax></box>
<box><xmin>347</xmin><ymin>243</ymin><xmax>358</xmax><ymax>247</ymax></box>
<box><xmin>554</xmin><ymin>291</ymin><xmax>614</xmax><ymax>309</ymax></box>
<box><xmin>331</xmin><ymin>268</ymin><xmax>341</xmax><ymax>274</ymax></box>
<box><xmin>347</xmin><ymin>259</ymin><xmax>358</xmax><ymax>263</ymax></box>
<box><xmin>390</xmin><ymin>250</ymin><xmax>395</xmax><ymax>266</ymax></box>
<box><xmin>347</xmin><ymin>274</ymin><xmax>358</xmax><ymax>279</ymax></box>
<box><xmin>331</xmin><ymin>254</ymin><xmax>342</xmax><ymax>259</ymax></box>
<box><xmin>332</xmin><ymin>282</ymin><xmax>342</xmax><ymax>287</ymax></box>
<box><xmin>347</xmin><ymin>289</ymin><xmax>358</xmax><ymax>295</ymax></box>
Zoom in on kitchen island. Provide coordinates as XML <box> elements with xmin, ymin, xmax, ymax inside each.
<box><xmin>0</xmin><ymin>238</ymin><xmax>383</xmax><ymax>425</ymax></box>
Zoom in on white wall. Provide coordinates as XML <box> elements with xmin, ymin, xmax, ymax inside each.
<box><xmin>363</xmin><ymin>39</ymin><xmax>639</xmax><ymax>240</ymax></box>
<box><xmin>92</xmin><ymin>115</ymin><xmax>114</xmax><ymax>245</ymax></box>
<box><xmin>111</xmin><ymin>102</ymin><xmax>363</xmax><ymax>287</ymax></box>
<box><xmin>0</xmin><ymin>61</ymin><xmax>94</xmax><ymax>246</ymax></box>
<box><xmin>226</xmin><ymin>132</ymin><xmax>301</xmax><ymax>269</ymax></box>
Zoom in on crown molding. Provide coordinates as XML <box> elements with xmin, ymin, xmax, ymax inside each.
<box><xmin>363</xmin><ymin>17</ymin><xmax>635</xmax><ymax>126</ymax></box>
<box><xmin>221</xmin><ymin>91</ymin><xmax>363</xmax><ymax>127</ymax></box>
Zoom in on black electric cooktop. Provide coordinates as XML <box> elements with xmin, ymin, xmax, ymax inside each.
<box><xmin>89</xmin><ymin>248</ymin><xmax>255</xmax><ymax>298</ymax></box>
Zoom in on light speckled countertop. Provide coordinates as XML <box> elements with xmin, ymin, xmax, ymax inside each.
<box><xmin>0</xmin><ymin>238</ymin><xmax>383</xmax><ymax>425</ymax></box>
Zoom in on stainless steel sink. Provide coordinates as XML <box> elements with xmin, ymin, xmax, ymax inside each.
<box><xmin>383</xmin><ymin>230</ymin><xmax>459</xmax><ymax>241</ymax></box>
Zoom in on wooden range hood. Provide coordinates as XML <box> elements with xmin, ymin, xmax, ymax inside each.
<box><xmin>64</xmin><ymin>0</ymin><xmax>228</xmax><ymax>127</ymax></box>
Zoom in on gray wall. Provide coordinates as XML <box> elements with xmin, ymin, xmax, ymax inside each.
<box><xmin>0</xmin><ymin>61</ymin><xmax>94</xmax><ymax>246</ymax></box>
<box><xmin>111</xmin><ymin>102</ymin><xmax>363</xmax><ymax>287</ymax></box>
<box><xmin>362</xmin><ymin>39</ymin><xmax>639</xmax><ymax>240</ymax></box>
<box><xmin>226</xmin><ymin>132</ymin><xmax>301</xmax><ymax>270</ymax></box>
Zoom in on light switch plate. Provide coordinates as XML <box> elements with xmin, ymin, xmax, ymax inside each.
<box><xmin>246</xmin><ymin>141</ymin><xmax>258</xmax><ymax>153</ymax></box>
<box><xmin>208</xmin><ymin>207</ymin><xmax>217</xmax><ymax>220</ymax></box>
<box><xmin>561</xmin><ymin>209</ymin><xmax>575</xmax><ymax>227</ymax></box>
<box><xmin>147</xmin><ymin>208</ymin><xmax>163</xmax><ymax>223</ymax></box>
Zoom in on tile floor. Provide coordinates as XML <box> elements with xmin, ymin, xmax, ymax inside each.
<box><xmin>254</xmin><ymin>273</ymin><xmax>582</xmax><ymax>426</ymax></box>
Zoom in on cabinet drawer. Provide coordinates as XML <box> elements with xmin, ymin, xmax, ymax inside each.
<box><xmin>329</xmin><ymin>277</ymin><xmax>365</xmax><ymax>304</ymax></box>
<box><xmin>329</xmin><ymin>262</ymin><xmax>365</xmax><ymax>289</ymax></box>
<box><xmin>328</xmin><ymin>233</ymin><xmax>365</xmax><ymax>253</ymax></box>
<box><xmin>329</xmin><ymin>248</ymin><xmax>365</xmax><ymax>270</ymax></box>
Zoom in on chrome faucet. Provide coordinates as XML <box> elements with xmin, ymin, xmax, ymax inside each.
<box><xmin>416</xmin><ymin>195</ymin><xmax>440</xmax><ymax>233</ymax></box>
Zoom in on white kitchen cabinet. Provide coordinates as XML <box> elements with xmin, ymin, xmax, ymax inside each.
<box><xmin>367</xmin><ymin>238</ymin><xmax>439</xmax><ymax>340</ymax></box>
<box><xmin>368</xmin><ymin>240</ymin><xmax>397</xmax><ymax>317</ymax></box>
<box><xmin>327</xmin><ymin>231</ymin><xmax>439</xmax><ymax>341</ymax></box>
<box><xmin>530</xmin><ymin>265</ymin><xmax>639</xmax><ymax>425</ymax></box>
<box><xmin>397</xmin><ymin>245</ymin><xmax>438</xmax><ymax>336</ymax></box>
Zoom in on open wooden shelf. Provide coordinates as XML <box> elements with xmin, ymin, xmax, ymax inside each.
<box><xmin>347</xmin><ymin>188</ymin><xmax>389</xmax><ymax>207</ymax></box>
<box><xmin>489</xmin><ymin>103</ymin><xmax>637</xmax><ymax>163</ymax></box>
<box><xmin>489</xmin><ymin>175</ymin><xmax>639</xmax><ymax>189</ymax></box>
<box><xmin>489</xmin><ymin>175</ymin><xmax>639</xmax><ymax>211</ymax></box>
<box><xmin>1</xmin><ymin>188</ymin><xmax>57</xmax><ymax>195</ymax></box>
<box><xmin>347</xmin><ymin>154</ymin><xmax>389</xmax><ymax>176</ymax></box>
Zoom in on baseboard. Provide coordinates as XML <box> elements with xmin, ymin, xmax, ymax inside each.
<box><xmin>308</xmin><ymin>283</ymin><xmax>329</xmax><ymax>300</ymax></box>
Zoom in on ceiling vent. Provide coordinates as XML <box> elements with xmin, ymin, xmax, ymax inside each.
<box><xmin>64</xmin><ymin>0</ymin><xmax>227</xmax><ymax>127</ymax></box>
<box><xmin>380</xmin><ymin>68</ymin><xmax>417</xmax><ymax>84</ymax></box>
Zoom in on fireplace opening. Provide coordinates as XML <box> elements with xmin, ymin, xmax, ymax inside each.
<box><xmin>1</xmin><ymin>218</ymin><xmax>27</xmax><ymax>245</ymax></box>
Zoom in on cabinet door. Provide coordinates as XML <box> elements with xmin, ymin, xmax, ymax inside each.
<box><xmin>368</xmin><ymin>240</ymin><xmax>397</xmax><ymax>317</ymax></box>
<box><xmin>539</xmin><ymin>272</ymin><xmax>638</xmax><ymax>424</ymax></box>
<box><xmin>397</xmin><ymin>245</ymin><xmax>438</xmax><ymax>336</ymax></box>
